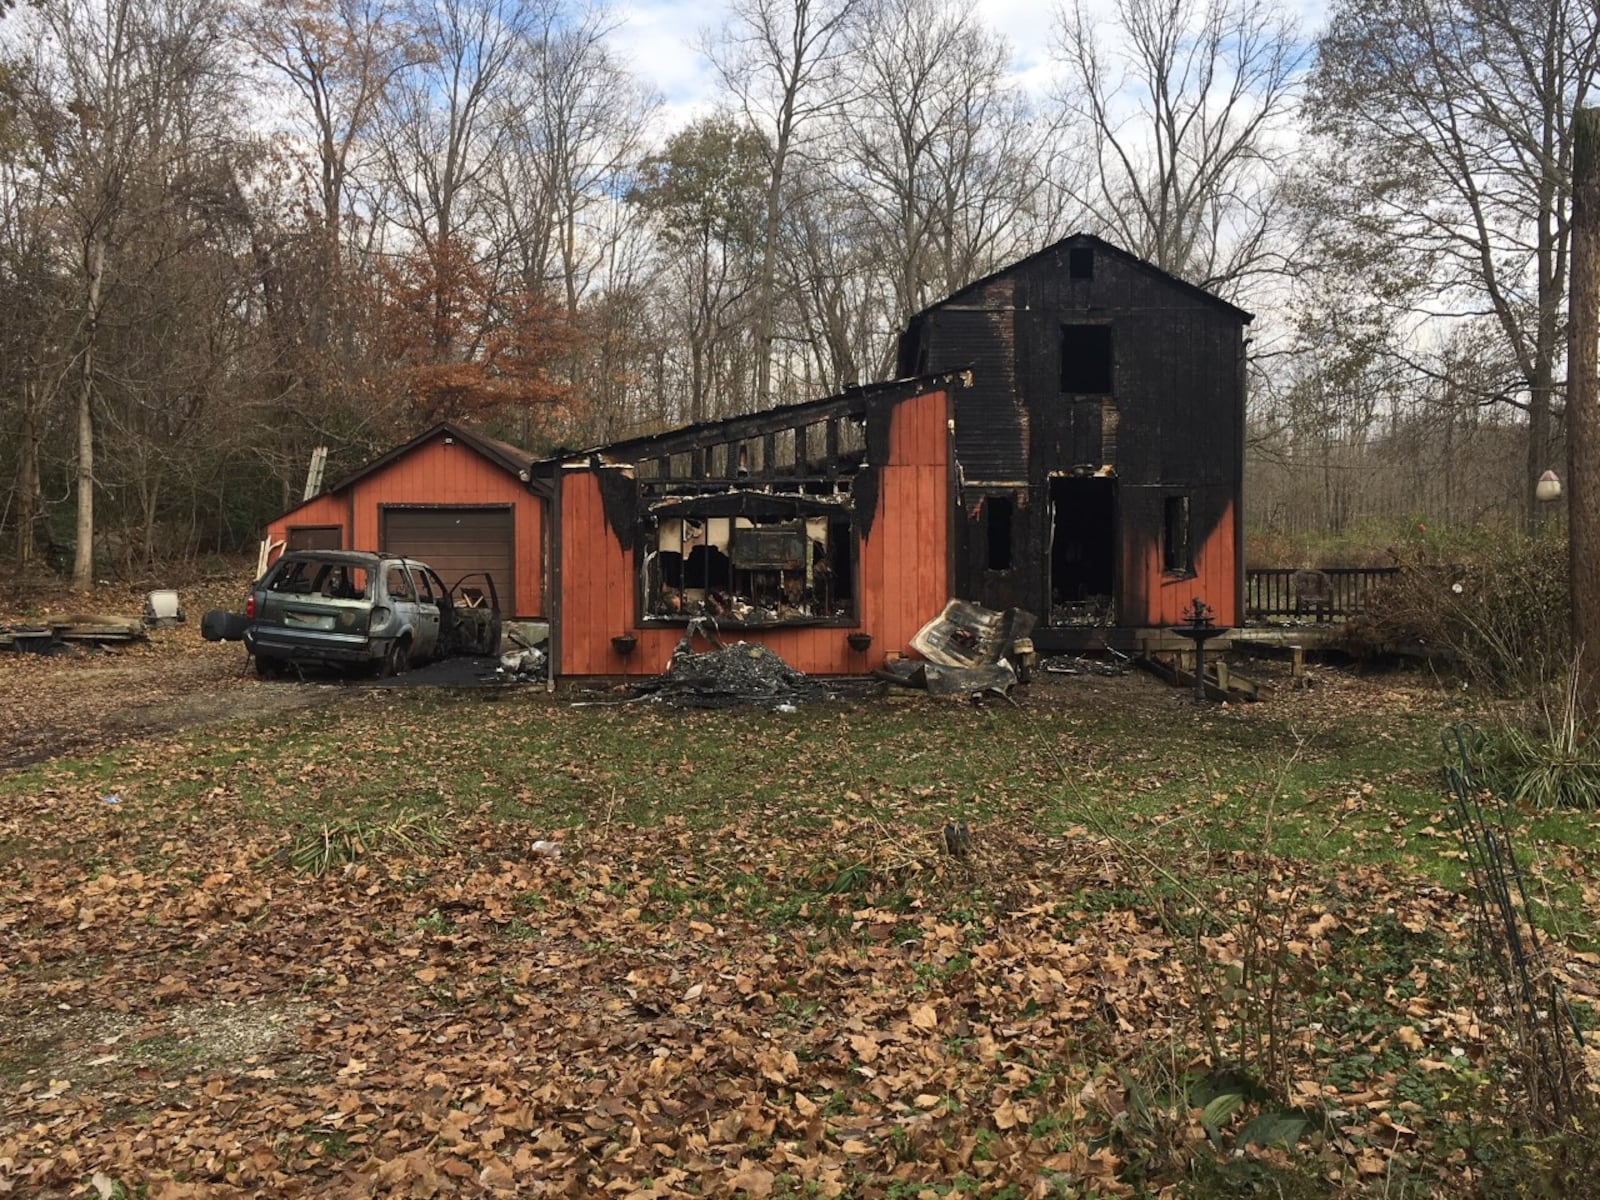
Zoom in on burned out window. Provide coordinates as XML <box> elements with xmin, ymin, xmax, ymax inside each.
<box><xmin>265</xmin><ymin>556</ymin><xmax>370</xmax><ymax>599</ymax></box>
<box><xmin>645</xmin><ymin>509</ymin><xmax>855</xmax><ymax>625</ymax></box>
<box><xmin>1163</xmin><ymin>496</ymin><xmax>1191</xmax><ymax>575</ymax></box>
<box><xmin>386</xmin><ymin>565</ymin><xmax>416</xmax><ymax>600</ymax></box>
<box><xmin>1069</xmin><ymin>246</ymin><xmax>1094</xmax><ymax>279</ymax></box>
<box><xmin>986</xmin><ymin>497</ymin><xmax>1013</xmax><ymax>571</ymax></box>
<box><xmin>1061</xmin><ymin>325</ymin><xmax>1113</xmax><ymax>394</ymax></box>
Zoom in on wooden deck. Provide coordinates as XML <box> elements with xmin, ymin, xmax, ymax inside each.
<box><xmin>1032</xmin><ymin>622</ymin><xmax>1347</xmax><ymax>655</ymax></box>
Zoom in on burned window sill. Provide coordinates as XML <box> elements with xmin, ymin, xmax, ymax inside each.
<box><xmin>1162</xmin><ymin>569</ymin><xmax>1197</xmax><ymax>582</ymax></box>
<box><xmin>639</xmin><ymin>614</ymin><xmax>858</xmax><ymax>630</ymax></box>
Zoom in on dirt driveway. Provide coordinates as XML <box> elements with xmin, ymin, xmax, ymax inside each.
<box><xmin>0</xmin><ymin>630</ymin><xmax>343</xmax><ymax>771</ymax></box>
<box><xmin>0</xmin><ymin>572</ymin><xmax>340</xmax><ymax>771</ymax></box>
<box><xmin>0</xmin><ymin>569</ymin><xmax>546</xmax><ymax>770</ymax></box>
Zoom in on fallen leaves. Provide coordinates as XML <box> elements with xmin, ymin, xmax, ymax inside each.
<box><xmin>0</xmin><ymin>805</ymin><xmax>1496</xmax><ymax>1198</ymax></box>
<box><xmin>0</xmin><ymin>646</ymin><xmax>1583</xmax><ymax>1198</ymax></box>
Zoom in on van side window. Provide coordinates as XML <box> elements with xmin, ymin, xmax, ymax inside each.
<box><xmin>386</xmin><ymin>565</ymin><xmax>416</xmax><ymax>600</ymax></box>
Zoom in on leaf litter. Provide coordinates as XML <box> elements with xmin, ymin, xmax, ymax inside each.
<box><xmin>0</xmin><ymin>656</ymin><xmax>1594</xmax><ymax>1197</ymax></box>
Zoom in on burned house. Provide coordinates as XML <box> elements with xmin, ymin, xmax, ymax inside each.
<box><xmin>537</xmin><ymin>374</ymin><xmax>962</xmax><ymax>676</ymax></box>
<box><xmin>896</xmin><ymin>233</ymin><xmax>1252</xmax><ymax>646</ymax></box>
<box><xmin>256</xmin><ymin>235</ymin><xmax>1249</xmax><ymax>676</ymax></box>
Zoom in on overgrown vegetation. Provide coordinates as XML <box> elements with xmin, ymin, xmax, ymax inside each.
<box><xmin>1339</xmin><ymin>527</ymin><xmax>1568</xmax><ymax>691</ymax></box>
<box><xmin>1328</xmin><ymin>527</ymin><xmax>1600</xmax><ymax>813</ymax></box>
<box><xmin>1490</xmin><ymin>662</ymin><xmax>1600</xmax><ymax>811</ymax></box>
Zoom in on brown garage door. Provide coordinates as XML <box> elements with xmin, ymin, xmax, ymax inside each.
<box><xmin>381</xmin><ymin>506</ymin><xmax>515</xmax><ymax>615</ymax></box>
<box><xmin>286</xmin><ymin>525</ymin><xmax>342</xmax><ymax>550</ymax></box>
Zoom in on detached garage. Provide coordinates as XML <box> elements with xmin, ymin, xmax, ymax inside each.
<box><xmin>263</xmin><ymin>422</ymin><xmax>548</xmax><ymax>618</ymax></box>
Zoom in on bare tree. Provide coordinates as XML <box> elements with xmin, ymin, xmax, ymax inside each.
<box><xmin>241</xmin><ymin>0</ymin><xmax>414</xmax><ymax>287</ymax></box>
<box><xmin>629</xmin><ymin>117</ymin><xmax>767</xmax><ymax>424</ymax></box>
<box><xmin>835</xmin><ymin>0</ymin><xmax>1038</xmax><ymax>333</ymax></box>
<box><xmin>707</xmin><ymin>0</ymin><xmax>860</xmax><ymax>409</ymax></box>
<box><xmin>1053</xmin><ymin>0</ymin><xmax>1305</xmax><ymax>293</ymax></box>
<box><xmin>1311</xmin><ymin>0</ymin><xmax>1600</xmax><ymax>523</ymax></box>
<box><xmin>378</xmin><ymin>0</ymin><xmax>539</xmax><ymax>251</ymax></box>
<box><xmin>28</xmin><ymin>0</ymin><xmax>243</xmax><ymax>584</ymax></box>
<box><xmin>0</xmin><ymin>152</ymin><xmax>69</xmax><ymax>567</ymax></box>
<box><xmin>486</xmin><ymin>3</ymin><xmax>654</xmax><ymax>319</ymax></box>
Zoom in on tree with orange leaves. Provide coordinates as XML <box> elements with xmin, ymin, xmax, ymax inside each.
<box><xmin>380</xmin><ymin>236</ymin><xmax>580</xmax><ymax>434</ymax></box>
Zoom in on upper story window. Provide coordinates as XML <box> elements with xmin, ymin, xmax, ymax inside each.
<box><xmin>1069</xmin><ymin>246</ymin><xmax>1094</xmax><ymax>279</ymax></box>
<box><xmin>1061</xmin><ymin>325</ymin><xmax>1113</xmax><ymax>394</ymax></box>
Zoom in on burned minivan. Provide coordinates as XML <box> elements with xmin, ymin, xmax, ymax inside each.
<box><xmin>238</xmin><ymin>550</ymin><xmax>500</xmax><ymax>677</ymax></box>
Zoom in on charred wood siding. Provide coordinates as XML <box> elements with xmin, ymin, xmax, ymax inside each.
<box><xmin>266</xmin><ymin>433</ymin><xmax>548</xmax><ymax>617</ymax></box>
<box><xmin>916</xmin><ymin>284</ymin><xmax>1023</xmax><ymax>483</ymax></box>
<box><xmin>556</xmin><ymin>387</ymin><xmax>952</xmax><ymax>676</ymax></box>
<box><xmin>908</xmin><ymin>234</ymin><xmax>1249</xmax><ymax>628</ymax></box>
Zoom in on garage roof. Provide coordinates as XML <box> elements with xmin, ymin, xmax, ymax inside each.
<box><xmin>270</xmin><ymin>420</ymin><xmax>548</xmax><ymax>524</ymax></box>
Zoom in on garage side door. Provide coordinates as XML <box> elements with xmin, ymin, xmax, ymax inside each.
<box><xmin>381</xmin><ymin>507</ymin><xmax>515</xmax><ymax>615</ymax></box>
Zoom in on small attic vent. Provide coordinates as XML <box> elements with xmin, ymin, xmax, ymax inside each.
<box><xmin>1069</xmin><ymin>247</ymin><xmax>1094</xmax><ymax>280</ymax></box>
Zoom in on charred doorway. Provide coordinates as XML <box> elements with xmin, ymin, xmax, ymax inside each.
<box><xmin>1049</xmin><ymin>476</ymin><xmax>1116</xmax><ymax>625</ymax></box>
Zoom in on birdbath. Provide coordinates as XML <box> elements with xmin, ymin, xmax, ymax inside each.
<box><xmin>1168</xmin><ymin>598</ymin><xmax>1232</xmax><ymax>702</ymax></box>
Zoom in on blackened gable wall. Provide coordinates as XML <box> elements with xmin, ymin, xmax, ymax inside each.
<box><xmin>897</xmin><ymin>234</ymin><xmax>1251</xmax><ymax>626</ymax></box>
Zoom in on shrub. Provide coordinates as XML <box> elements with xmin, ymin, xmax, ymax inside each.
<box><xmin>1490</xmin><ymin>662</ymin><xmax>1600</xmax><ymax>810</ymax></box>
<box><xmin>1340</xmin><ymin>530</ymin><xmax>1568</xmax><ymax>693</ymax></box>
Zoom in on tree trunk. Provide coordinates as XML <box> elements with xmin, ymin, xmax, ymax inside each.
<box><xmin>72</xmin><ymin>232</ymin><xmax>107</xmax><ymax>590</ymax></box>
<box><xmin>15</xmin><ymin>382</ymin><xmax>41</xmax><ymax>567</ymax></box>
<box><xmin>1568</xmin><ymin>105</ymin><xmax>1600</xmax><ymax>710</ymax></box>
<box><xmin>72</xmin><ymin>369</ymin><xmax>96</xmax><ymax>588</ymax></box>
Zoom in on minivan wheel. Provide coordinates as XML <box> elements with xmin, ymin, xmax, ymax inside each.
<box><xmin>383</xmin><ymin>639</ymin><xmax>411</xmax><ymax>677</ymax></box>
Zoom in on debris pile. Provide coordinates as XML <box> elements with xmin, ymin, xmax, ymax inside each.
<box><xmin>496</xmin><ymin>645</ymin><xmax>547</xmax><ymax>681</ymax></box>
<box><xmin>879</xmin><ymin>600</ymin><xmax>1037</xmax><ymax>699</ymax></box>
<box><xmin>1</xmin><ymin>615</ymin><xmax>147</xmax><ymax>653</ymax></box>
<box><xmin>1042</xmin><ymin>652</ymin><xmax>1128</xmax><ymax>677</ymax></box>
<box><xmin>495</xmin><ymin>627</ymin><xmax>548</xmax><ymax>682</ymax></box>
<box><xmin>632</xmin><ymin>639</ymin><xmax>835</xmax><ymax>709</ymax></box>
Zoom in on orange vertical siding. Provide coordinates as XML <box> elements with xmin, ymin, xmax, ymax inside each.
<box><xmin>1124</xmin><ymin>500</ymin><xmax>1239</xmax><ymax>627</ymax></box>
<box><xmin>265</xmin><ymin>493</ymin><xmax>349</xmax><ymax>564</ymax></box>
<box><xmin>557</xmin><ymin>387</ymin><xmax>952</xmax><ymax>677</ymax></box>
<box><xmin>348</xmin><ymin>438</ymin><xmax>544</xmax><ymax>616</ymax></box>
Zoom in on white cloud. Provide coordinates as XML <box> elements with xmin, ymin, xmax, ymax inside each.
<box><xmin>610</xmin><ymin>0</ymin><xmax>721</xmax><ymax>133</ymax></box>
<box><xmin>607</xmin><ymin>0</ymin><xmax>1330</xmax><ymax>139</ymax></box>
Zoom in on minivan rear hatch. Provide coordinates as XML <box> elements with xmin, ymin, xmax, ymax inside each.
<box><xmin>258</xmin><ymin>556</ymin><xmax>374</xmax><ymax>635</ymax></box>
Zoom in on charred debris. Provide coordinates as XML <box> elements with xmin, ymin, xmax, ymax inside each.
<box><xmin>606</xmin><ymin>602</ymin><xmax>1040</xmax><ymax>710</ymax></box>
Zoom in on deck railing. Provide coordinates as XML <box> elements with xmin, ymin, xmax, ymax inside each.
<box><xmin>1245</xmin><ymin>566</ymin><xmax>1402</xmax><ymax>621</ymax></box>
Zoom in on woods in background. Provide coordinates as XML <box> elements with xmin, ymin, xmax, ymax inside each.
<box><xmin>0</xmin><ymin>0</ymin><xmax>1595</xmax><ymax>580</ymax></box>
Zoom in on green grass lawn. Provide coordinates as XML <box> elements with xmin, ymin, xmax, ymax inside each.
<box><xmin>4</xmin><ymin>672</ymin><xmax>1600</xmax><ymax>1199</ymax></box>
<box><xmin>9</xmin><ymin>678</ymin><xmax>1596</xmax><ymax>942</ymax></box>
